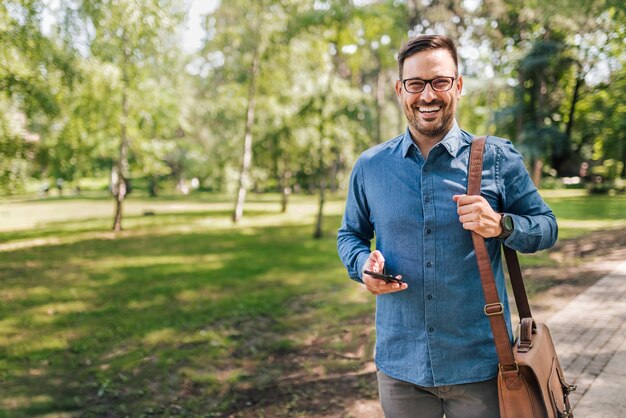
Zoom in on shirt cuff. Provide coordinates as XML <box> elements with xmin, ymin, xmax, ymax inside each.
<box><xmin>501</xmin><ymin>214</ymin><xmax>528</xmax><ymax>248</ymax></box>
<box><xmin>353</xmin><ymin>251</ymin><xmax>370</xmax><ymax>283</ymax></box>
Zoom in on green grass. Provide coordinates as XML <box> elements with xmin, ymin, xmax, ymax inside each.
<box><xmin>0</xmin><ymin>190</ymin><xmax>624</xmax><ymax>416</ymax></box>
<box><xmin>0</xmin><ymin>193</ymin><xmax>370</xmax><ymax>416</ymax></box>
<box><xmin>541</xmin><ymin>190</ymin><xmax>626</xmax><ymax>239</ymax></box>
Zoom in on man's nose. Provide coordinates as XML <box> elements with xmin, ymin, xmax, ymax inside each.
<box><xmin>419</xmin><ymin>83</ymin><xmax>438</xmax><ymax>101</ymax></box>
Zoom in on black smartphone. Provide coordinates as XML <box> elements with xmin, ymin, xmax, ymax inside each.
<box><xmin>363</xmin><ymin>269</ymin><xmax>405</xmax><ymax>284</ymax></box>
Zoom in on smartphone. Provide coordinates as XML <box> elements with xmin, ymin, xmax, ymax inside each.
<box><xmin>363</xmin><ymin>269</ymin><xmax>405</xmax><ymax>284</ymax></box>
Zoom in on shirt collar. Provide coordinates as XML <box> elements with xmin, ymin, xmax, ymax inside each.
<box><xmin>401</xmin><ymin>120</ymin><xmax>465</xmax><ymax>158</ymax></box>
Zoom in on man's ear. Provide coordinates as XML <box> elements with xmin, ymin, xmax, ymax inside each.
<box><xmin>456</xmin><ymin>75</ymin><xmax>463</xmax><ymax>97</ymax></box>
<box><xmin>395</xmin><ymin>79</ymin><xmax>403</xmax><ymax>103</ymax></box>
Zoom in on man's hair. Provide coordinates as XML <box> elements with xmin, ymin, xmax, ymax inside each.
<box><xmin>397</xmin><ymin>35</ymin><xmax>458</xmax><ymax>80</ymax></box>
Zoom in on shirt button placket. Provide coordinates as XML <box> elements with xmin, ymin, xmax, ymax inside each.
<box><xmin>422</xmin><ymin>162</ymin><xmax>437</xmax><ymax>369</ymax></box>
<box><xmin>422</xmin><ymin>162</ymin><xmax>440</xmax><ymax>380</ymax></box>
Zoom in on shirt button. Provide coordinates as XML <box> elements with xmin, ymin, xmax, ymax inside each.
<box><xmin>424</xmin><ymin>196</ymin><xmax>431</xmax><ymax>203</ymax></box>
<box><xmin>426</xmin><ymin>261</ymin><xmax>432</xmax><ymax>268</ymax></box>
<box><xmin>423</xmin><ymin>166</ymin><xmax>429</xmax><ymax>172</ymax></box>
<box><xmin>427</xmin><ymin>294</ymin><xmax>433</xmax><ymax>300</ymax></box>
<box><xmin>426</xmin><ymin>228</ymin><xmax>432</xmax><ymax>234</ymax></box>
<box><xmin>428</xmin><ymin>327</ymin><xmax>434</xmax><ymax>332</ymax></box>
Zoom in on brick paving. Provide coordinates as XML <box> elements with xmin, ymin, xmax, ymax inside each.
<box><xmin>547</xmin><ymin>259</ymin><xmax>626</xmax><ymax>416</ymax></box>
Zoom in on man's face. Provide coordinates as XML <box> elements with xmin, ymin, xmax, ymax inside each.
<box><xmin>395</xmin><ymin>49</ymin><xmax>462</xmax><ymax>141</ymax></box>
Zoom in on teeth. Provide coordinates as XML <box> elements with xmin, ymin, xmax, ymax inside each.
<box><xmin>418</xmin><ymin>106</ymin><xmax>441</xmax><ymax>112</ymax></box>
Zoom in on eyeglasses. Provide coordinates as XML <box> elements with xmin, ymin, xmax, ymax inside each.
<box><xmin>401</xmin><ymin>76</ymin><xmax>457</xmax><ymax>94</ymax></box>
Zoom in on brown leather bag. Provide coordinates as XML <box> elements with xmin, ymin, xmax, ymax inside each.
<box><xmin>468</xmin><ymin>137</ymin><xmax>576</xmax><ymax>418</ymax></box>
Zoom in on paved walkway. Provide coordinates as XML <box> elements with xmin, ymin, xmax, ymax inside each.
<box><xmin>548</xmin><ymin>259</ymin><xmax>626</xmax><ymax>417</ymax></box>
<box><xmin>346</xmin><ymin>260</ymin><xmax>626</xmax><ymax>417</ymax></box>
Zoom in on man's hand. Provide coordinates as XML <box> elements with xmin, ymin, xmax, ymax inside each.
<box><xmin>453</xmin><ymin>194</ymin><xmax>502</xmax><ymax>238</ymax></box>
<box><xmin>362</xmin><ymin>250</ymin><xmax>408</xmax><ymax>295</ymax></box>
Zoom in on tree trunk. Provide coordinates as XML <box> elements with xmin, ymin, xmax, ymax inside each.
<box><xmin>313</xmin><ymin>116</ymin><xmax>327</xmax><ymax>239</ymax></box>
<box><xmin>313</xmin><ymin>174</ymin><xmax>326</xmax><ymax>239</ymax></box>
<box><xmin>532</xmin><ymin>158</ymin><xmax>543</xmax><ymax>188</ymax></box>
<box><xmin>112</xmin><ymin>49</ymin><xmax>130</xmax><ymax>232</ymax></box>
<box><xmin>313</xmin><ymin>65</ymin><xmax>335</xmax><ymax>239</ymax></box>
<box><xmin>552</xmin><ymin>68</ymin><xmax>584</xmax><ymax>175</ymax></box>
<box><xmin>622</xmin><ymin>140</ymin><xmax>626</xmax><ymax>178</ymax></box>
<box><xmin>565</xmin><ymin>69</ymin><xmax>583</xmax><ymax>140</ymax></box>
<box><xmin>516</xmin><ymin>71</ymin><xmax>524</xmax><ymax>143</ymax></box>
<box><xmin>280</xmin><ymin>164</ymin><xmax>291</xmax><ymax>213</ymax></box>
<box><xmin>232</xmin><ymin>42</ymin><xmax>261</xmax><ymax>223</ymax></box>
<box><xmin>373</xmin><ymin>63</ymin><xmax>384</xmax><ymax>145</ymax></box>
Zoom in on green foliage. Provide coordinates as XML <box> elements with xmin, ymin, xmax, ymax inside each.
<box><xmin>0</xmin><ymin>0</ymin><xmax>625</xmax><ymax>199</ymax></box>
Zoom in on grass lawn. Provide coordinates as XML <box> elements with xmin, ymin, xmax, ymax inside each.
<box><xmin>0</xmin><ymin>190</ymin><xmax>624</xmax><ymax>416</ymax></box>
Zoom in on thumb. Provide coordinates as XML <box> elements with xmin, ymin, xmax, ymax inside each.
<box><xmin>370</xmin><ymin>250</ymin><xmax>385</xmax><ymax>262</ymax></box>
<box><xmin>369</xmin><ymin>250</ymin><xmax>385</xmax><ymax>271</ymax></box>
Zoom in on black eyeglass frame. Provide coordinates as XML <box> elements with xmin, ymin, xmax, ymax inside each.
<box><xmin>401</xmin><ymin>76</ymin><xmax>458</xmax><ymax>94</ymax></box>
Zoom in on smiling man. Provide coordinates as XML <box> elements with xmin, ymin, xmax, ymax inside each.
<box><xmin>337</xmin><ymin>35</ymin><xmax>557</xmax><ymax>417</ymax></box>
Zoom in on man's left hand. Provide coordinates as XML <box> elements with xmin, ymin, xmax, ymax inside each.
<box><xmin>453</xmin><ymin>194</ymin><xmax>502</xmax><ymax>238</ymax></box>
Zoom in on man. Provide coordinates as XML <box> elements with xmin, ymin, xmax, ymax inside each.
<box><xmin>337</xmin><ymin>35</ymin><xmax>557</xmax><ymax>418</ymax></box>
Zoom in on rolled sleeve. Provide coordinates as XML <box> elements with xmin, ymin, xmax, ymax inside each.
<box><xmin>497</xmin><ymin>143</ymin><xmax>558</xmax><ymax>253</ymax></box>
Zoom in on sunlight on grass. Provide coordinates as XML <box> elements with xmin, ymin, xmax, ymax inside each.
<box><xmin>0</xmin><ymin>192</ymin><xmax>623</xmax><ymax>416</ymax></box>
<box><xmin>0</xmin><ymin>394</ymin><xmax>54</xmax><ymax>411</ymax></box>
<box><xmin>8</xmin><ymin>331</ymin><xmax>75</xmax><ymax>356</ymax></box>
<box><xmin>143</xmin><ymin>328</ymin><xmax>180</xmax><ymax>346</ymax></box>
<box><xmin>88</xmin><ymin>254</ymin><xmax>227</xmax><ymax>269</ymax></box>
<box><xmin>127</xmin><ymin>295</ymin><xmax>168</xmax><ymax>310</ymax></box>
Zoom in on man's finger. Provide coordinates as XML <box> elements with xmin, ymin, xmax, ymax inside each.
<box><xmin>457</xmin><ymin>203</ymin><xmax>478</xmax><ymax>215</ymax></box>
<box><xmin>454</xmin><ymin>194</ymin><xmax>483</xmax><ymax>206</ymax></box>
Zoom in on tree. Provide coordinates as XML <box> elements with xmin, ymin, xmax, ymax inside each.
<box><xmin>0</xmin><ymin>0</ymin><xmax>78</xmax><ymax>193</ymax></box>
<box><xmin>76</xmin><ymin>0</ymin><xmax>185</xmax><ymax>230</ymax></box>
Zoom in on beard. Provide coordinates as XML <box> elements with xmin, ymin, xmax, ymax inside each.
<box><xmin>405</xmin><ymin>101</ymin><xmax>455</xmax><ymax>139</ymax></box>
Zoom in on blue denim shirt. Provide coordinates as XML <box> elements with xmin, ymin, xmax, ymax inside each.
<box><xmin>337</xmin><ymin>121</ymin><xmax>557</xmax><ymax>387</ymax></box>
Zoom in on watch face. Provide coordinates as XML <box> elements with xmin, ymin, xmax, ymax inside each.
<box><xmin>503</xmin><ymin>215</ymin><xmax>514</xmax><ymax>231</ymax></box>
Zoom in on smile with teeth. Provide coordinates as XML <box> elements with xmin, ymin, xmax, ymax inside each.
<box><xmin>418</xmin><ymin>105</ymin><xmax>441</xmax><ymax>113</ymax></box>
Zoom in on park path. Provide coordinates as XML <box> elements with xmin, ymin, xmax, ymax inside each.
<box><xmin>345</xmin><ymin>258</ymin><xmax>626</xmax><ymax>418</ymax></box>
<box><xmin>548</xmin><ymin>259</ymin><xmax>626</xmax><ymax>417</ymax></box>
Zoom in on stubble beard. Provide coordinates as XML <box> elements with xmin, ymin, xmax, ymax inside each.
<box><xmin>405</xmin><ymin>103</ymin><xmax>455</xmax><ymax>139</ymax></box>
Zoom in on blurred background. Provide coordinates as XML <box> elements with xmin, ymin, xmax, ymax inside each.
<box><xmin>1</xmin><ymin>0</ymin><xmax>625</xmax><ymax>416</ymax></box>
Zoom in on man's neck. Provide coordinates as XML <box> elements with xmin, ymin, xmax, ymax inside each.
<box><xmin>408</xmin><ymin>126</ymin><xmax>449</xmax><ymax>159</ymax></box>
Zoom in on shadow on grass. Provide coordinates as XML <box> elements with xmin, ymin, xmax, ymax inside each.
<box><xmin>0</xmin><ymin>214</ymin><xmax>373</xmax><ymax>416</ymax></box>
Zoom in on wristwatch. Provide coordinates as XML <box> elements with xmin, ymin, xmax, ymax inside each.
<box><xmin>498</xmin><ymin>213</ymin><xmax>514</xmax><ymax>239</ymax></box>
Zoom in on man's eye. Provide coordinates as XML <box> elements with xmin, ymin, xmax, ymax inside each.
<box><xmin>407</xmin><ymin>81</ymin><xmax>425</xmax><ymax>90</ymax></box>
<box><xmin>432</xmin><ymin>78</ymin><xmax>452</xmax><ymax>89</ymax></box>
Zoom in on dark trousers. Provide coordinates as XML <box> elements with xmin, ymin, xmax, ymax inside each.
<box><xmin>377</xmin><ymin>370</ymin><xmax>500</xmax><ymax>418</ymax></box>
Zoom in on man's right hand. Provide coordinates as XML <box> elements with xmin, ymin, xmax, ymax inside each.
<box><xmin>362</xmin><ymin>250</ymin><xmax>408</xmax><ymax>295</ymax></box>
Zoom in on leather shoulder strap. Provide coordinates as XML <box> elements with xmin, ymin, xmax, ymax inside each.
<box><xmin>503</xmin><ymin>246</ymin><xmax>532</xmax><ymax>320</ymax></box>
<box><xmin>468</xmin><ymin>136</ymin><xmax>517</xmax><ymax>369</ymax></box>
<box><xmin>468</xmin><ymin>138</ymin><xmax>532</xmax><ymax>320</ymax></box>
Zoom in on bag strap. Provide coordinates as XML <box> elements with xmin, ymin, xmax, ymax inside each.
<box><xmin>503</xmin><ymin>246</ymin><xmax>532</xmax><ymax>320</ymax></box>
<box><xmin>468</xmin><ymin>137</ymin><xmax>533</xmax><ymax>320</ymax></box>
<box><xmin>468</xmin><ymin>136</ymin><xmax>519</xmax><ymax>371</ymax></box>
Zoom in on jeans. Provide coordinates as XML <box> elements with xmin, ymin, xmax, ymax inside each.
<box><xmin>377</xmin><ymin>370</ymin><xmax>500</xmax><ymax>418</ymax></box>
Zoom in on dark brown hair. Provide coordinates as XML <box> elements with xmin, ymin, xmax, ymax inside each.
<box><xmin>397</xmin><ymin>35</ymin><xmax>458</xmax><ymax>80</ymax></box>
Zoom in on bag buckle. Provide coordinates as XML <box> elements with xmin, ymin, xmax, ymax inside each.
<box><xmin>564</xmin><ymin>383</ymin><xmax>577</xmax><ymax>394</ymax></box>
<box><xmin>498</xmin><ymin>362</ymin><xmax>519</xmax><ymax>373</ymax></box>
<box><xmin>517</xmin><ymin>340</ymin><xmax>533</xmax><ymax>352</ymax></box>
<box><xmin>484</xmin><ymin>302</ymin><xmax>504</xmax><ymax>316</ymax></box>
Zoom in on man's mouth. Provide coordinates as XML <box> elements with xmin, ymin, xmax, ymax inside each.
<box><xmin>417</xmin><ymin>105</ymin><xmax>441</xmax><ymax>114</ymax></box>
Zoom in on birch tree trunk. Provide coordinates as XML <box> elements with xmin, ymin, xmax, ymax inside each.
<box><xmin>112</xmin><ymin>46</ymin><xmax>130</xmax><ymax>232</ymax></box>
<box><xmin>280</xmin><ymin>163</ymin><xmax>291</xmax><ymax>213</ymax></box>
<box><xmin>232</xmin><ymin>42</ymin><xmax>261</xmax><ymax>223</ymax></box>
